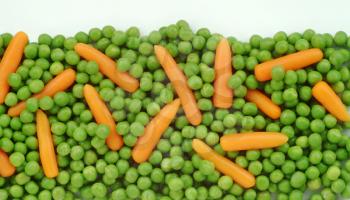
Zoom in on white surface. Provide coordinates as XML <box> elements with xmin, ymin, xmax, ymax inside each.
<box><xmin>2</xmin><ymin>0</ymin><xmax>350</xmax><ymax>41</ymax></box>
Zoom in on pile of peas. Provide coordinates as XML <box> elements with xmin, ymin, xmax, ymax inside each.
<box><xmin>0</xmin><ymin>20</ymin><xmax>350</xmax><ymax>200</ymax></box>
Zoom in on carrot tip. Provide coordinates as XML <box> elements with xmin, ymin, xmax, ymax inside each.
<box><xmin>192</xmin><ymin>139</ymin><xmax>207</xmax><ymax>154</ymax></box>
<box><xmin>154</xmin><ymin>45</ymin><xmax>161</xmax><ymax>50</ymax></box>
<box><xmin>106</xmin><ymin>138</ymin><xmax>123</xmax><ymax>151</ymax></box>
<box><xmin>132</xmin><ymin>153</ymin><xmax>144</xmax><ymax>164</ymax></box>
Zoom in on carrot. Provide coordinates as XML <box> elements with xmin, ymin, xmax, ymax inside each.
<box><xmin>254</xmin><ymin>48</ymin><xmax>323</xmax><ymax>81</ymax></box>
<box><xmin>213</xmin><ymin>38</ymin><xmax>233</xmax><ymax>108</ymax></box>
<box><xmin>245</xmin><ymin>89</ymin><xmax>281</xmax><ymax>119</ymax></box>
<box><xmin>0</xmin><ymin>32</ymin><xmax>28</xmax><ymax>104</ymax></box>
<box><xmin>8</xmin><ymin>69</ymin><xmax>76</xmax><ymax>117</ymax></box>
<box><xmin>83</xmin><ymin>84</ymin><xmax>123</xmax><ymax>150</ymax></box>
<box><xmin>154</xmin><ymin>45</ymin><xmax>202</xmax><ymax>125</ymax></box>
<box><xmin>36</xmin><ymin>110</ymin><xmax>59</xmax><ymax>178</ymax></box>
<box><xmin>312</xmin><ymin>81</ymin><xmax>350</xmax><ymax>121</ymax></box>
<box><xmin>132</xmin><ymin>99</ymin><xmax>181</xmax><ymax>163</ymax></box>
<box><xmin>192</xmin><ymin>139</ymin><xmax>255</xmax><ymax>188</ymax></box>
<box><xmin>0</xmin><ymin>149</ymin><xmax>16</xmax><ymax>177</ymax></box>
<box><xmin>220</xmin><ymin>132</ymin><xmax>288</xmax><ymax>151</ymax></box>
<box><xmin>74</xmin><ymin>43</ymin><xmax>139</xmax><ymax>92</ymax></box>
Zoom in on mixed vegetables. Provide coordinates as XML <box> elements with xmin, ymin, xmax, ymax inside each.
<box><xmin>0</xmin><ymin>20</ymin><xmax>350</xmax><ymax>200</ymax></box>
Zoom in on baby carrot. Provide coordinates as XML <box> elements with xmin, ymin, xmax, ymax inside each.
<box><xmin>213</xmin><ymin>38</ymin><xmax>233</xmax><ymax>108</ymax></box>
<box><xmin>245</xmin><ymin>89</ymin><xmax>281</xmax><ymax>119</ymax></box>
<box><xmin>154</xmin><ymin>45</ymin><xmax>202</xmax><ymax>125</ymax></box>
<box><xmin>0</xmin><ymin>149</ymin><xmax>16</xmax><ymax>177</ymax></box>
<box><xmin>192</xmin><ymin>139</ymin><xmax>256</xmax><ymax>188</ymax></box>
<box><xmin>220</xmin><ymin>132</ymin><xmax>288</xmax><ymax>151</ymax></box>
<box><xmin>0</xmin><ymin>32</ymin><xmax>28</xmax><ymax>104</ymax></box>
<box><xmin>83</xmin><ymin>84</ymin><xmax>123</xmax><ymax>150</ymax></box>
<box><xmin>132</xmin><ymin>99</ymin><xmax>181</xmax><ymax>163</ymax></box>
<box><xmin>8</xmin><ymin>69</ymin><xmax>76</xmax><ymax>117</ymax></box>
<box><xmin>36</xmin><ymin>110</ymin><xmax>59</xmax><ymax>178</ymax></box>
<box><xmin>254</xmin><ymin>48</ymin><xmax>323</xmax><ymax>81</ymax></box>
<box><xmin>312</xmin><ymin>81</ymin><xmax>350</xmax><ymax>121</ymax></box>
<box><xmin>74</xmin><ymin>43</ymin><xmax>139</xmax><ymax>93</ymax></box>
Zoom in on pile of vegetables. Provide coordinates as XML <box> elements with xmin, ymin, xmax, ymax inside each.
<box><xmin>1</xmin><ymin>20</ymin><xmax>350</xmax><ymax>200</ymax></box>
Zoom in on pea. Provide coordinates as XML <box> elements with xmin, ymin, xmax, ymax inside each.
<box><xmin>295</xmin><ymin>39</ymin><xmax>310</xmax><ymax>50</ymax></box>
<box><xmin>334</xmin><ymin>31</ymin><xmax>347</xmax><ymax>46</ymax></box>
<box><xmin>275</xmin><ymin>40</ymin><xmax>289</xmax><ymax>54</ymax></box>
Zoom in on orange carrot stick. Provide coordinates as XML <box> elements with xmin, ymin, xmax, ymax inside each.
<box><xmin>192</xmin><ymin>139</ymin><xmax>255</xmax><ymax>188</ymax></box>
<box><xmin>213</xmin><ymin>38</ymin><xmax>233</xmax><ymax>108</ymax></box>
<box><xmin>36</xmin><ymin>110</ymin><xmax>58</xmax><ymax>178</ymax></box>
<box><xmin>245</xmin><ymin>89</ymin><xmax>281</xmax><ymax>119</ymax></box>
<box><xmin>0</xmin><ymin>149</ymin><xmax>16</xmax><ymax>177</ymax></box>
<box><xmin>132</xmin><ymin>99</ymin><xmax>181</xmax><ymax>163</ymax></box>
<box><xmin>254</xmin><ymin>48</ymin><xmax>323</xmax><ymax>81</ymax></box>
<box><xmin>0</xmin><ymin>32</ymin><xmax>28</xmax><ymax>104</ymax></box>
<box><xmin>75</xmin><ymin>43</ymin><xmax>139</xmax><ymax>93</ymax></box>
<box><xmin>312</xmin><ymin>81</ymin><xmax>350</xmax><ymax>121</ymax></box>
<box><xmin>8</xmin><ymin>69</ymin><xmax>76</xmax><ymax>117</ymax></box>
<box><xmin>154</xmin><ymin>45</ymin><xmax>202</xmax><ymax>125</ymax></box>
<box><xmin>83</xmin><ymin>84</ymin><xmax>123</xmax><ymax>150</ymax></box>
<box><xmin>220</xmin><ymin>132</ymin><xmax>288</xmax><ymax>151</ymax></box>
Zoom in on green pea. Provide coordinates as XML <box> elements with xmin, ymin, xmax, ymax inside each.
<box><xmin>268</xmin><ymin>152</ymin><xmax>283</xmax><ymax>168</ymax></box>
<box><xmin>334</xmin><ymin>31</ymin><xmax>347</xmax><ymax>46</ymax></box>
<box><xmin>5</xmin><ymin>92</ymin><xmax>18</xmax><ymax>106</ymax></box>
<box><xmin>96</xmin><ymin>38</ymin><xmax>111</xmax><ymax>51</ymax></box>
<box><xmin>256</xmin><ymin>175</ymin><xmax>270</xmax><ymax>191</ymax></box>
<box><xmin>178</xmin><ymin>41</ymin><xmax>192</xmax><ymax>55</ymax></box>
<box><xmin>271</xmin><ymin>66</ymin><xmax>285</xmax><ymax>81</ymax></box>
<box><xmin>233</xmin><ymin>55</ymin><xmax>245</xmax><ymax>70</ymax></box>
<box><xmin>38</xmin><ymin>33</ymin><xmax>52</xmax><ymax>45</ymax></box>
<box><xmin>28</xmin><ymin>80</ymin><xmax>44</xmax><ymax>94</ymax></box>
<box><xmin>249</xmin><ymin>35</ymin><xmax>262</xmax><ymax>48</ymax></box>
<box><xmin>188</xmin><ymin>75</ymin><xmax>203</xmax><ymax>90</ymax></box>
<box><xmin>192</xmin><ymin>36</ymin><xmax>206</xmax><ymax>50</ymax></box>
<box><xmin>201</xmin><ymin>51</ymin><xmax>215</xmax><ymax>66</ymax></box>
<box><xmin>330</xmin><ymin>50</ymin><xmax>346</xmax><ymax>66</ymax></box>
<box><xmin>257</xmin><ymin>50</ymin><xmax>272</xmax><ymax>62</ymax></box>
<box><xmin>295</xmin><ymin>39</ymin><xmax>310</xmax><ymax>50</ymax></box>
<box><xmin>8</xmin><ymin>73</ymin><xmax>22</xmax><ymax>88</ymax></box>
<box><xmin>17</xmin><ymin>86</ymin><xmax>32</xmax><ymax>100</ymax></box>
<box><xmin>284</xmin><ymin>71</ymin><xmax>298</xmax><ymax>85</ymax></box>
<box><xmin>260</xmin><ymin>37</ymin><xmax>275</xmax><ymax>51</ymax></box>
<box><xmin>25</xmin><ymin>161</ymin><xmax>40</xmax><ymax>176</ymax></box>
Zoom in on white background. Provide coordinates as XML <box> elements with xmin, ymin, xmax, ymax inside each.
<box><xmin>2</xmin><ymin>0</ymin><xmax>350</xmax><ymax>41</ymax></box>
